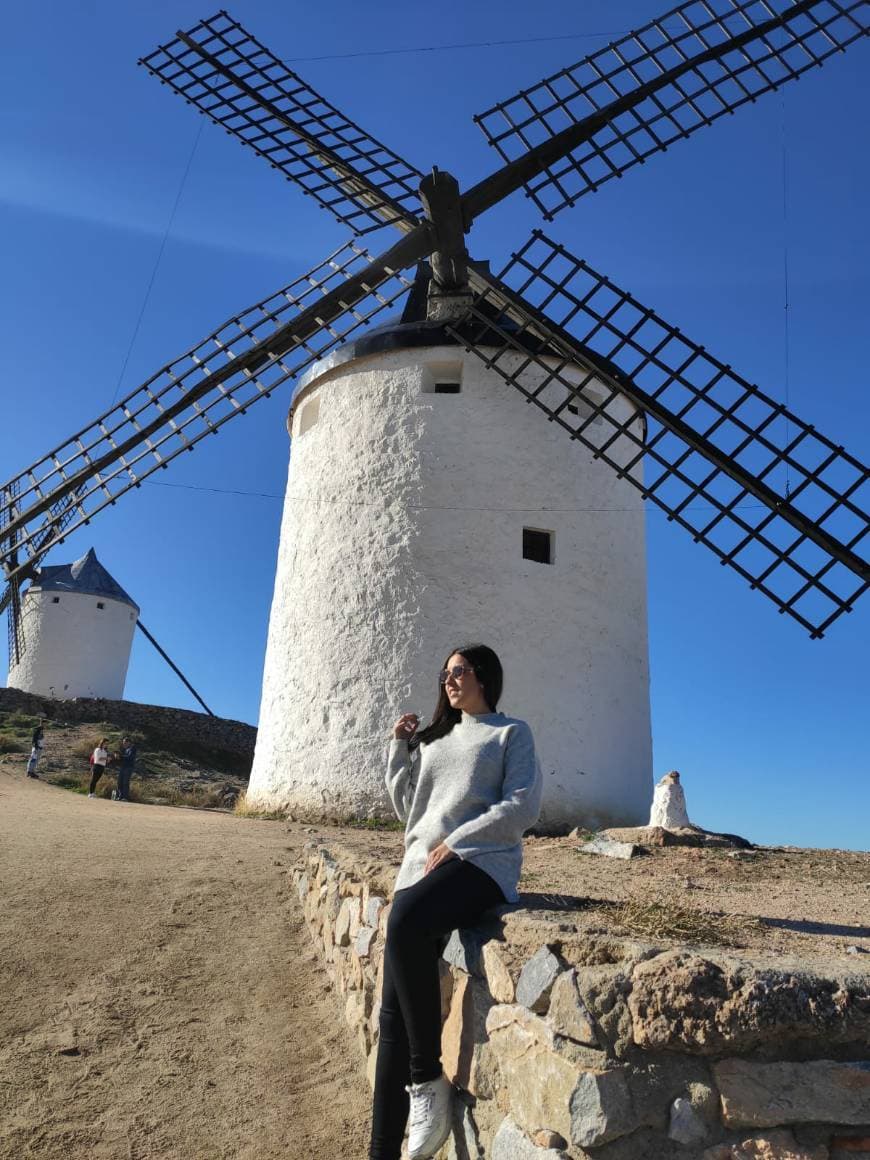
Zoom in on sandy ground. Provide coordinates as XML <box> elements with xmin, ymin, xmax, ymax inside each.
<box><xmin>0</xmin><ymin>762</ymin><xmax>371</xmax><ymax>1160</ymax></box>
<box><xmin>2</xmin><ymin>758</ymin><xmax>867</xmax><ymax>1160</ymax></box>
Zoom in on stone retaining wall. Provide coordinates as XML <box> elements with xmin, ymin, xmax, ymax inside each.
<box><xmin>0</xmin><ymin>687</ymin><xmax>256</xmax><ymax>776</ymax></box>
<box><xmin>294</xmin><ymin>842</ymin><xmax>870</xmax><ymax>1160</ymax></box>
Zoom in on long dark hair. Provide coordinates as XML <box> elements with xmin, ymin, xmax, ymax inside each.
<box><xmin>411</xmin><ymin>643</ymin><xmax>503</xmax><ymax>748</ymax></box>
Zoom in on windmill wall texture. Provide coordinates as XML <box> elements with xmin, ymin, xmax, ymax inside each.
<box><xmin>248</xmin><ymin>342</ymin><xmax>652</xmax><ymax>829</ymax></box>
<box><xmin>7</xmin><ymin>588</ymin><xmax>138</xmax><ymax>701</ymax></box>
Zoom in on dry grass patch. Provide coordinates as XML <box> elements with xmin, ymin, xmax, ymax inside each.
<box><xmin>233</xmin><ymin>792</ymin><xmax>286</xmax><ymax>821</ymax></box>
<box><xmin>608</xmin><ymin>898</ymin><xmax>762</xmax><ymax>946</ymax></box>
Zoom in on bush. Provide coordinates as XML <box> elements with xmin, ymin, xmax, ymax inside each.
<box><xmin>347</xmin><ymin>816</ymin><xmax>405</xmax><ymax>832</ymax></box>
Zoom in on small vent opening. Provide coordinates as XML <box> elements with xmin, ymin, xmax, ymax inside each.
<box><xmin>523</xmin><ymin>528</ymin><xmax>554</xmax><ymax>565</ymax></box>
<box><xmin>433</xmin><ymin>381</ymin><xmax>461</xmax><ymax>394</ymax></box>
<box><xmin>96</xmin><ymin>602</ymin><xmax>105</xmax><ymax>610</ymax></box>
<box><xmin>51</xmin><ymin>596</ymin><xmax>60</xmax><ymax>604</ymax></box>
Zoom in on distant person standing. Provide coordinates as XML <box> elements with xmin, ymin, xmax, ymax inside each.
<box><xmin>115</xmin><ymin>737</ymin><xmax>137</xmax><ymax>802</ymax></box>
<box><xmin>26</xmin><ymin>721</ymin><xmax>45</xmax><ymax>779</ymax></box>
<box><xmin>88</xmin><ymin>738</ymin><xmax>110</xmax><ymax>798</ymax></box>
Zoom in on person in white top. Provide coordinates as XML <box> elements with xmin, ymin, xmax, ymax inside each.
<box><xmin>88</xmin><ymin>738</ymin><xmax>110</xmax><ymax>799</ymax></box>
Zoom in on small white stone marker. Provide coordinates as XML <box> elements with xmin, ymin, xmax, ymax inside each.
<box><xmin>649</xmin><ymin>770</ymin><xmax>691</xmax><ymax>828</ymax></box>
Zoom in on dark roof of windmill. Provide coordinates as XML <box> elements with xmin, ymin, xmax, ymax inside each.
<box><xmin>294</xmin><ymin>262</ymin><xmax>528</xmax><ymax>390</ymax></box>
<box><xmin>295</xmin><ymin>260</ymin><xmax>628</xmax><ymax>397</ymax></box>
<box><xmin>31</xmin><ymin>548</ymin><xmax>139</xmax><ymax>611</ymax></box>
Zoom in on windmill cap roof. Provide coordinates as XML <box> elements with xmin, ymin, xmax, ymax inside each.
<box><xmin>30</xmin><ymin>548</ymin><xmax>140</xmax><ymax>611</ymax></box>
<box><xmin>293</xmin><ymin>260</ymin><xmax>629</xmax><ymax>403</ymax></box>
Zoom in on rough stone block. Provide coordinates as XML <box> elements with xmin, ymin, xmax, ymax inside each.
<box><xmin>547</xmin><ymin>968</ymin><xmax>598</xmax><ymax>1046</ymax></box>
<box><xmin>516</xmin><ymin>947</ymin><xmax>562</xmax><ymax>1014</ymax></box>
<box><xmin>441</xmin><ymin>1099</ymin><xmax>484</xmax><ymax>1160</ymax></box>
<box><xmin>491</xmin><ymin>1117</ymin><xmax>570</xmax><ymax>1158</ymax></box>
<box><xmin>569</xmin><ymin>1068</ymin><xmax>635</xmax><ymax>1148</ymax></box>
<box><xmin>324</xmin><ymin>881</ymin><xmax>342</xmax><ymax>922</ymax></box>
<box><xmin>573</xmin><ymin>963</ymin><xmax>634</xmax><ymax>1057</ymax></box>
<box><xmin>295</xmin><ymin>872</ymin><xmax>309</xmax><ymax>902</ymax></box>
<box><xmin>669</xmin><ymin>1095</ymin><xmax>711</xmax><ymax>1146</ymax></box>
<box><xmin>482</xmin><ymin>942</ymin><xmax>515</xmax><ymax>1004</ymax></box>
<box><xmin>486</xmin><ymin>1005</ymin><xmax>599</xmax><ymax>1143</ymax></box>
<box><xmin>629</xmin><ymin>952</ymin><xmax>870</xmax><ymax>1056</ymax></box>
<box><xmin>335</xmin><ymin>897</ymin><xmax>354</xmax><ymax>947</ymax></box>
<box><xmin>578</xmin><ymin>835</ymin><xmax>639</xmax><ymax>860</ymax></box>
<box><xmin>355</xmin><ymin>926</ymin><xmax>377</xmax><ymax>960</ymax></box>
<box><xmin>444</xmin><ymin>928</ymin><xmax>484</xmax><ymax>975</ymax></box>
<box><xmin>366</xmin><ymin>895</ymin><xmax>386</xmax><ymax>928</ymax></box>
<box><xmin>318</xmin><ymin>848</ymin><xmax>340</xmax><ymax>882</ymax></box>
<box><xmin>468</xmin><ymin>1040</ymin><xmax>502</xmax><ymax>1101</ymax></box>
<box><xmin>347</xmin><ymin>895</ymin><xmax>362</xmax><ymax>939</ymax></box>
<box><xmin>702</xmin><ymin>1128</ymin><xmax>830</xmax><ymax>1159</ymax></box>
<box><xmin>714</xmin><ymin>1059</ymin><xmax>870</xmax><ymax>1129</ymax></box>
<box><xmin>443</xmin><ymin>973</ymin><xmax>473</xmax><ymax>1088</ymax></box>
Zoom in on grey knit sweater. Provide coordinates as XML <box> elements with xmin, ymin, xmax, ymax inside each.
<box><xmin>385</xmin><ymin>712</ymin><xmax>542</xmax><ymax>904</ymax></box>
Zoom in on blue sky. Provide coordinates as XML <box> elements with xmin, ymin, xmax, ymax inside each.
<box><xmin>1</xmin><ymin>2</ymin><xmax>867</xmax><ymax>849</ymax></box>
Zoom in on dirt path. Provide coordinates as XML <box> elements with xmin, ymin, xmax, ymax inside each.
<box><xmin>0</xmin><ymin>762</ymin><xmax>371</xmax><ymax>1160</ymax></box>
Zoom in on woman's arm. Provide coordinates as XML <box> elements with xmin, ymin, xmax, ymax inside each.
<box><xmin>444</xmin><ymin>722</ymin><xmax>543</xmax><ymax>855</ymax></box>
<box><xmin>385</xmin><ymin>739</ymin><xmax>418</xmax><ymax>823</ymax></box>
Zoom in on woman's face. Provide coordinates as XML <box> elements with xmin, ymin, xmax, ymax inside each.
<box><xmin>443</xmin><ymin>652</ymin><xmax>490</xmax><ymax>714</ymax></box>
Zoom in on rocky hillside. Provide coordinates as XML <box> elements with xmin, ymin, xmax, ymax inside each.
<box><xmin>0</xmin><ymin>688</ymin><xmax>256</xmax><ymax>809</ymax></box>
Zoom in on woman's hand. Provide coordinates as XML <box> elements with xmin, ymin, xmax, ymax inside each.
<box><xmin>424</xmin><ymin>842</ymin><xmax>457</xmax><ymax>875</ymax></box>
<box><xmin>393</xmin><ymin>713</ymin><xmax>419</xmax><ymax>741</ymax></box>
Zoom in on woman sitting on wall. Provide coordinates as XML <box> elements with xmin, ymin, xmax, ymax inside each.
<box><xmin>369</xmin><ymin>643</ymin><xmax>542</xmax><ymax>1160</ymax></box>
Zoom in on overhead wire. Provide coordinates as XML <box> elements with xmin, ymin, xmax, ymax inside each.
<box><xmin>780</xmin><ymin>96</ymin><xmax>792</xmax><ymax>500</ymax></box>
<box><xmin>144</xmin><ymin>478</ymin><xmax>765</xmax><ymax>514</ymax></box>
<box><xmin>109</xmin><ymin>120</ymin><xmax>205</xmax><ymax>406</ymax></box>
<box><xmin>282</xmin><ymin>29</ymin><xmax>648</xmax><ymax>64</ymax></box>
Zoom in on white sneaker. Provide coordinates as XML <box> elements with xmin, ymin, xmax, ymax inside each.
<box><xmin>87</xmin><ymin>793</ymin><xmax>95</xmax><ymax>799</ymax></box>
<box><xmin>406</xmin><ymin>1074</ymin><xmax>452</xmax><ymax>1159</ymax></box>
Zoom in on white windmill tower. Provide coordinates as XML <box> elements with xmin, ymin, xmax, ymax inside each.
<box><xmin>7</xmin><ymin>547</ymin><xmax>139</xmax><ymax>701</ymax></box>
<box><xmin>2</xmin><ymin>9</ymin><xmax>868</xmax><ymax>831</ymax></box>
<box><xmin>247</xmin><ymin>273</ymin><xmax>652</xmax><ymax>828</ymax></box>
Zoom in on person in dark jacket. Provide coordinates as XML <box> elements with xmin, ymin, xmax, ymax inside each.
<box><xmin>26</xmin><ymin>721</ymin><xmax>45</xmax><ymax>778</ymax></box>
<box><xmin>115</xmin><ymin>738</ymin><xmax>137</xmax><ymax>802</ymax></box>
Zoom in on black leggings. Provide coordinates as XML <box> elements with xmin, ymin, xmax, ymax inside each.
<box><xmin>369</xmin><ymin>858</ymin><xmax>504</xmax><ymax>1160</ymax></box>
<box><xmin>88</xmin><ymin>764</ymin><xmax>106</xmax><ymax>794</ymax></box>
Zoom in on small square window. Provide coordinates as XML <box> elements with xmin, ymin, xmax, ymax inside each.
<box><xmin>51</xmin><ymin>596</ymin><xmax>60</xmax><ymax>604</ymax></box>
<box><xmin>523</xmin><ymin>528</ymin><xmax>554</xmax><ymax>565</ymax></box>
<box><xmin>434</xmin><ymin>381</ymin><xmax>461</xmax><ymax>394</ymax></box>
<box><xmin>97</xmin><ymin>602</ymin><xmax>105</xmax><ymax>610</ymax></box>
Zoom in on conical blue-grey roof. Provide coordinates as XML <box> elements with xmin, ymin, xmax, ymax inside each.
<box><xmin>32</xmin><ymin>548</ymin><xmax>139</xmax><ymax>611</ymax></box>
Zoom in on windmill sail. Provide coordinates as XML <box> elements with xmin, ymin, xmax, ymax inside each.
<box><xmin>456</xmin><ymin>233</ymin><xmax>869</xmax><ymax>636</ymax></box>
<box><xmin>0</xmin><ymin>240</ymin><xmax>417</xmax><ymax>591</ymax></box>
<box><xmin>474</xmin><ymin>0</ymin><xmax>870</xmax><ymax>219</ymax></box>
<box><xmin>5</xmin><ymin>5</ymin><xmax>869</xmax><ymax>641</ymax></box>
<box><xmin>140</xmin><ymin>10</ymin><xmax>423</xmax><ymax>234</ymax></box>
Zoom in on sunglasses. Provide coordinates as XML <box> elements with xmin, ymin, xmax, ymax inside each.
<box><xmin>439</xmin><ymin>664</ymin><xmax>476</xmax><ymax>684</ymax></box>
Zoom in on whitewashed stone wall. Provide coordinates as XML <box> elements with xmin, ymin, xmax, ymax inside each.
<box><xmin>7</xmin><ymin>588</ymin><xmax>137</xmax><ymax>701</ymax></box>
<box><xmin>249</xmin><ymin>344</ymin><xmax>652</xmax><ymax>830</ymax></box>
<box><xmin>294</xmin><ymin>843</ymin><xmax>870</xmax><ymax>1160</ymax></box>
